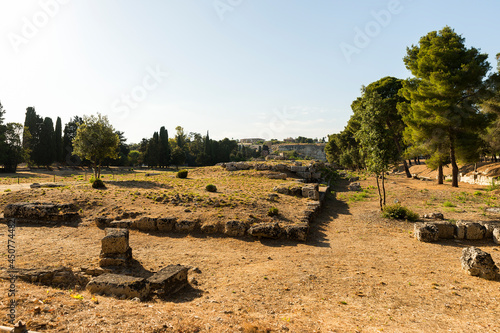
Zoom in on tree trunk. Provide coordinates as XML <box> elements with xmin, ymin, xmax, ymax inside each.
<box><xmin>414</xmin><ymin>157</ymin><xmax>418</xmax><ymax>166</ymax></box>
<box><xmin>392</xmin><ymin>137</ymin><xmax>412</xmax><ymax>178</ymax></box>
<box><xmin>408</xmin><ymin>159</ymin><xmax>412</xmax><ymax>166</ymax></box>
<box><xmin>437</xmin><ymin>163</ymin><xmax>443</xmax><ymax>184</ymax></box>
<box><xmin>450</xmin><ymin>140</ymin><xmax>459</xmax><ymax>188</ymax></box>
<box><xmin>376</xmin><ymin>174</ymin><xmax>383</xmax><ymax>211</ymax></box>
<box><xmin>382</xmin><ymin>172</ymin><xmax>386</xmax><ymax>207</ymax></box>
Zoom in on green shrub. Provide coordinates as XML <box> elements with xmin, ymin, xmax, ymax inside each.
<box><xmin>267</xmin><ymin>206</ymin><xmax>279</xmax><ymax>217</ymax></box>
<box><xmin>382</xmin><ymin>204</ymin><xmax>418</xmax><ymax>221</ymax></box>
<box><xmin>91</xmin><ymin>178</ymin><xmax>105</xmax><ymax>189</ymax></box>
<box><xmin>177</xmin><ymin>170</ymin><xmax>188</xmax><ymax>178</ymax></box>
<box><xmin>206</xmin><ymin>184</ymin><xmax>217</xmax><ymax>192</ymax></box>
<box><xmin>443</xmin><ymin>201</ymin><xmax>456</xmax><ymax>207</ymax></box>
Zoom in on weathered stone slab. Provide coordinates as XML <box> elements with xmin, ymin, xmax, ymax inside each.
<box><xmin>414</xmin><ymin>223</ymin><xmax>439</xmax><ymax>242</ymax></box>
<box><xmin>200</xmin><ymin>223</ymin><xmax>219</xmax><ymax>234</ymax></box>
<box><xmin>4</xmin><ymin>202</ymin><xmax>79</xmax><ymax>223</ymax></box>
<box><xmin>433</xmin><ymin>222</ymin><xmax>456</xmax><ymax>239</ymax></box>
<box><xmin>348</xmin><ymin>182</ymin><xmax>362</xmax><ymax>191</ymax></box>
<box><xmin>109</xmin><ymin>220</ymin><xmax>134</xmax><ymax>229</ymax></box>
<box><xmin>95</xmin><ymin>217</ymin><xmax>112</xmax><ymax>229</ymax></box>
<box><xmin>493</xmin><ymin>228</ymin><xmax>500</xmax><ymax>245</ymax></box>
<box><xmin>461</xmin><ymin>247</ymin><xmax>499</xmax><ymax>280</ymax></box>
<box><xmin>0</xmin><ymin>267</ymin><xmax>84</xmax><ymax>287</ymax></box>
<box><xmin>101</xmin><ymin>228</ymin><xmax>130</xmax><ymax>254</ymax></box>
<box><xmin>485</xmin><ymin>207</ymin><xmax>500</xmax><ymax>214</ymax></box>
<box><xmin>248</xmin><ymin>222</ymin><xmax>282</xmax><ymax>239</ymax></box>
<box><xmin>98</xmin><ymin>249</ymin><xmax>132</xmax><ymax>267</ymax></box>
<box><xmin>147</xmin><ymin>265</ymin><xmax>189</xmax><ymax>295</ymax></box>
<box><xmin>224</xmin><ymin>220</ymin><xmax>248</xmax><ymax>237</ymax></box>
<box><xmin>422</xmin><ymin>212</ymin><xmax>444</xmax><ymax>220</ymax></box>
<box><xmin>175</xmin><ymin>220</ymin><xmax>198</xmax><ymax>233</ymax></box>
<box><xmin>86</xmin><ymin>274</ymin><xmax>150</xmax><ymax>299</ymax></box>
<box><xmin>479</xmin><ymin>221</ymin><xmax>500</xmax><ymax>239</ymax></box>
<box><xmin>456</xmin><ymin>221</ymin><xmax>486</xmax><ymax>240</ymax></box>
<box><xmin>302</xmin><ymin>184</ymin><xmax>319</xmax><ymax>200</ymax></box>
<box><xmin>157</xmin><ymin>217</ymin><xmax>176</xmax><ymax>232</ymax></box>
<box><xmin>285</xmin><ymin>224</ymin><xmax>309</xmax><ymax>241</ymax></box>
<box><xmin>133</xmin><ymin>217</ymin><xmax>158</xmax><ymax>232</ymax></box>
<box><xmin>267</xmin><ymin>173</ymin><xmax>287</xmax><ymax>180</ymax></box>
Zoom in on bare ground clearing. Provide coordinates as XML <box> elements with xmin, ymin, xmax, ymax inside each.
<box><xmin>0</xmin><ymin>166</ymin><xmax>500</xmax><ymax>332</ymax></box>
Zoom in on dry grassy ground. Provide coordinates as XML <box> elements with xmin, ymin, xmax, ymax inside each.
<box><xmin>1</xmin><ymin>165</ymin><xmax>500</xmax><ymax>332</ymax></box>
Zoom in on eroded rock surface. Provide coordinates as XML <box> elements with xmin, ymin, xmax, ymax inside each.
<box><xmin>461</xmin><ymin>247</ymin><xmax>499</xmax><ymax>280</ymax></box>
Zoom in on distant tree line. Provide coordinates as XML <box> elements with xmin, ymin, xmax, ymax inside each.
<box><xmin>326</xmin><ymin>26</ymin><xmax>500</xmax><ymax>192</ymax></box>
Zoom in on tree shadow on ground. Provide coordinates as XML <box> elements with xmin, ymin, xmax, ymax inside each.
<box><xmin>105</xmin><ymin>180</ymin><xmax>172</xmax><ymax>189</ymax></box>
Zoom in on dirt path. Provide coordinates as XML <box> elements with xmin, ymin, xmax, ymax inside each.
<box><xmin>1</xmin><ymin>174</ymin><xmax>500</xmax><ymax>332</ymax></box>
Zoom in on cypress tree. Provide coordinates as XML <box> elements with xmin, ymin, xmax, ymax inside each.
<box><xmin>54</xmin><ymin>117</ymin><xmax>63</xmax><ymax>163</ymax></box>
<box><xmin>38</xmin><ymin>117</ymin><xmax>55</xmax><ymax>166</ymax></box>
<box><xmin>159</xmin><ymin>126</ymin><xmax>171</xmax><ymax>167</ymax></box>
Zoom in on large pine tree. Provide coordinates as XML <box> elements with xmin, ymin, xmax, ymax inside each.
<box><xmin>400</xmin><ymin>26</ymin><xmax>491</xmax><ymax>187</ymax></box>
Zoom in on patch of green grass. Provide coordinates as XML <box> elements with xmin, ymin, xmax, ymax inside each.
<box><xmin>443</xmin><ymin>201</ymin><xmax>456</xmax><ymax>207</ymax></box>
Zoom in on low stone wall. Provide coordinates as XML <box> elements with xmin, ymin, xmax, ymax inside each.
<box><xmin>414</xmin><ymin>220</ymin><xmax>500</xmax><ymax>242</ymax></box>
<box><xmin>2</xmin><ymin>202</ymin><xmax>80</xmax><ymax>225</ymax></box>
<box><xmin>96</xmin><ymin>186</ymin><xmax>330</xmax><ymax>242</ymax></box>
<box><xmin>219</xmin><ymin>161</ymin><xmax>330</xmax><ymax>182</ymax></box>
<box><xmin>459</xmin><ymin>173</ymin><xmax>498</xmax><ymax>186</ymax></box>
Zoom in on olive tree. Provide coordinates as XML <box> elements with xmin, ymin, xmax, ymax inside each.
<box><xmin>72</xmin><ymin>114</ymin><xmax>119</xmax><ymax>179</ymax></box>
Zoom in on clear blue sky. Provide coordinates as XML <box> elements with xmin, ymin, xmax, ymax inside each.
<box><xmin>1</xmin><ymin>0</ymin><xmax>498</xmax><ymax>144</ymax></box>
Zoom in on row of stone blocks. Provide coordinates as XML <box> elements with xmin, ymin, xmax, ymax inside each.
<box><xmin>3</xmin><ymin>202</ymin><xmax>79</xmax><ymax>224</ymax></box>
<box><xmin>0</xmin><ymin>264</ymin><xmax>189</xmax><ymax>301</ymax></box>
<box><xmin>86</xmin><ymin>265</ymin><xmax>189</xmax><ymax>300</ymax></box>
<box><xmin>222</xmin><ymin>161</ymin><xmax>324</xmax><ymax>181</ymax></box>
<box><xmin>96</xmin><ymin>201</ymin><xmax>322</xmax><ymax>242</ymax></box>
<box><xmin>414</xmin><ymin>221</ymin><xmax>500</xmax><ymax>243</ymax></box>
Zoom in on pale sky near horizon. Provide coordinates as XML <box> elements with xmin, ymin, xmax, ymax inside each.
<box><xmin>0</xmin><ymin>0</ymin><xmax>498</xmax><ymax>144</ymax></box>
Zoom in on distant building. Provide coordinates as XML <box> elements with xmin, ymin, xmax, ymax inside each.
<box><xmin>240</xmin><ymin>138</ymin><xmax>264</xmax><ymax>144</ymax></box>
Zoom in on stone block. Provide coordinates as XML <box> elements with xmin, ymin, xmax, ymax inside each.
<box><xmin>348</xmin><ymin>183</ymin><xmax>362</xmax><ymax>191</ymax></box>
<box><xmin>86</xmin><ymin>274</ymin><xmax>150</xmax><ymax>299</ymax></box>
<box><xmin>95</xmin><ymin>217</ymin><xmax>112</xmax><ymax>229</ymax></box>
<box><xmin>248</xmin><ymin>222</ymin><xmax>282</xmax><ymax>239</ymax></box>
<box><xmin>175</xmin><ymin>220</ymin><xmax>198</xmax><ymax>233</ymax></box>
<box><xmin>479</xmin><ymin>221</ymin><xmax>500</xmax><ymax>239</ymax></box>
<box><xmin>133</xmin><ymin>217</ymin><xmax>158</xmax><ymax>232</ymax></box>
<box><xmin>200</xmin><ymin>223</ymin><xmax>219</xmax><ymax>234</ymax></box>
<box><xmin>493</xmin><ymin>228</ymin><xmax>500</xmax><ymax>245</ymax></box>
<box><xmin>422</xmin><ymin>212</ymin><xmax>444</xmax><ymax>220</ymax></box>
<box><xmin>101</xmin><ymin>228</ymin><xmax>130</xmax><ymax>254</ymax></box>
<box><xmin>109</xmin><ymin>220</ymin><xmax>134</xmax><ymax>229</ymax></box>
<box><xmin>99</xmin><ymin>249</ymin><xmax>132</xmax><ymax>267</ymax></box>
<box><xmin>461</xmin><ymin>247</ymin><xmax>499</xmax><ymax>280</ymax></box>
<box><xmin>455</xmin><ymin>221</ymin><xmax>466</xmax><ymax>239</ymax></box>
<box><xmin>414</xmin><ymin>223</ymin><xmax>439</xmax><ymax>242</ymax></box>
<box><xmin>147</xmin><ymin>265</ymin><xmax>189</xmax><ymax>295</ymax></box>
<box><xmin>433</xmin><ymin>222</ymin><xmax>456</xmax><ymax>239</ymax></box>
<box><xmin>302</xmin><ymin>184</ymin><xmax>320</xmax><ymax>200</ymax></box>
<box><xmin>457</xmin><ymin>221</ymin><xmax>486</xmax><ymax>240</ymax></box>
<box><xmin>224</xmin><ymin>220</ymin><xmax>248</xmax><ymax>237</ymax></box>
<box><xmin>285</xmin><ymin>224</ymin><xmax>309</xmax><ymax>242</ymax></box>
<box><xmin>157</xmin><ymin>217</ymin><xmax>176</xmax><ymax>232</ymax></box>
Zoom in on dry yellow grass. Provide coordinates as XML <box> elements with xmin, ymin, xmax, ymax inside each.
<box><xmin>1</xmin><ymin>165</ymin><xmax>500</xmax><ymax>332</ymax></box>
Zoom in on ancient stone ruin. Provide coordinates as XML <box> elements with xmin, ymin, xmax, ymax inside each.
<box><xmin>3</xmin><ymin>202</ymin><xmax>80</xmax><ymax>225</ymax></box>
<box><xmin>414</xmin><ymin>220</ymin><xmax>500</xmax><ymax>242</ymax></box>
<box><xmin>461</xmin><ymin>247</ymin><xmax>499</xmax><ymax>280</ymax></box>
<box><xmin>99</xmin><ymin>228</ymin><xmax>133</xmax><ymax>267</ymax></box>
